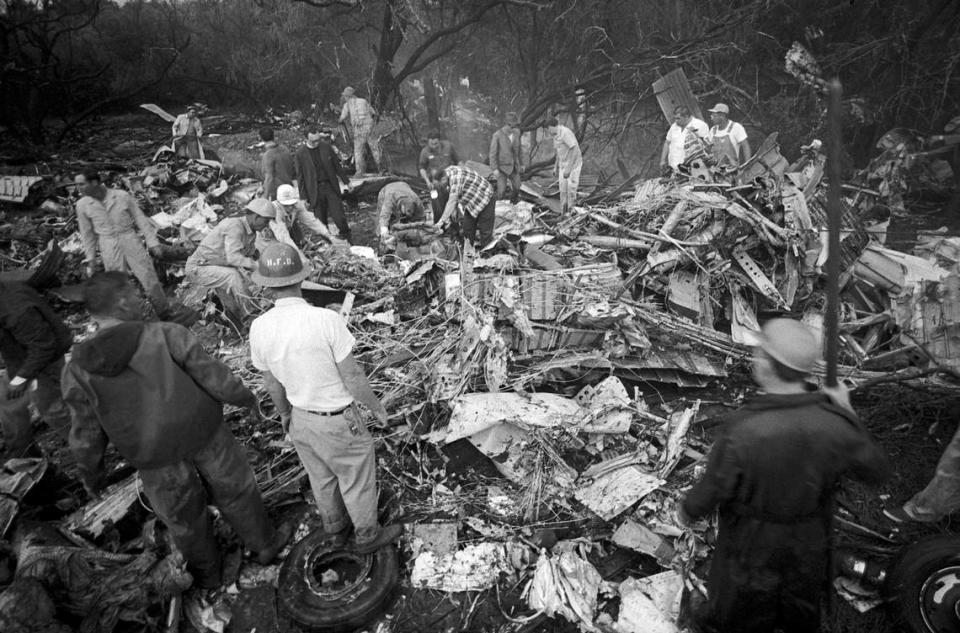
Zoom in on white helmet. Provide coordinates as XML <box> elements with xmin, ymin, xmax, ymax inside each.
<box><xmin>276</xmin><ymin>184</ymin><xmax>300</xmax><ymax>206</ymax></box>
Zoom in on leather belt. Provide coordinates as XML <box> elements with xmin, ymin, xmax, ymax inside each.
<box><xmin>303</xmin><ymin>405</ymin><xmax>349</xmax><ymax>417</ymax></box>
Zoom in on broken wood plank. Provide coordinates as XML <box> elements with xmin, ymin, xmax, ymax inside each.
<box><xmin>65</xmin><ymin>475</ymin><xmax>140</xmax><ymax>538</ymax></box>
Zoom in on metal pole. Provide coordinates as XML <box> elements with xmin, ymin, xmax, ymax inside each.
<box><xmin>825</xmin><ymin>79</ymin><xmax>843</xmax><ymax>388</ymax></box>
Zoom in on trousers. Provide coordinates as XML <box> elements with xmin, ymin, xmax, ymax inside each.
<box><xmin>288</xmin><ymin>405</ymin><xmax>379</xmax><ymax>542</ymax></box>
<box><xmin>351</xmin><ymin>119</ymin><xmax>381</xmax><ymax>176</ymax></box>
<box><xmin>182</xmin><ymin>260</ymin><xmax>258</xmax><ymax>322</ymax></box>
<box><xmin>461</xmin><ymin>198</ymin><xmax>497</xmax><ymax>248</ymax></box>
<box><xmin>139</xmin><ymin>425</ymin><xmax>276</xmax><ymax>585</ymax></box>
<box><xmin>558</xmin><ymin>163</ymin><xmax>582</xmax><ymax>213</ymax></box>
<box><xmin>905</xmin><ymin>423</ymin><xmax>960</xmax><ymax>520</ymax></box>
<box><xmin>0</xmin><ymin>361</ymin><xmax>70</xmax><ymax>456</ymax></box>
<box><xmin>313</xmin><ymin>182</ymin><xmax>351</xmax><ymax>243</ymax></box>
<box><xmin>99</xmin><ymin>231</ymin><xmax>168</xmax><ymax>316</ymax></box>
<box><xmin>496</xmin><ymin>169</ymin><xmax>521</xmax><ymax>204</ymax></box>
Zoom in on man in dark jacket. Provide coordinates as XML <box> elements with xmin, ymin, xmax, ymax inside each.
<box><xmin>489</xmin><ymin>112</ymin><xmax>522</xmax><ymax>203</ymax></box>
<box><xmin>259</xmin><ymin>127</ymin><xmax>296</xmax><ymax>201</ymax></box>
<box><xmin>0</xmin><ymin>281</ymin><xmax>72</xmax><ymax>457</ymax></box>
<box><xmin>62</xmin><ymin>272</ymin><xmax>290</xmax><ymax>589</ymax></box>
<box><xmin>294</xmin><ymin>127</ymin><xmax>352</xmax><ymax>243</ymax></box>
<box><xmin>680</xmin><ymin>318</ymin><xmax>890</xmax><ymax>633</ymax></box>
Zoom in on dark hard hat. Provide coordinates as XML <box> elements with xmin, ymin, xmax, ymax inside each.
<box><xmin>252</xmin><ymin>243</ymin><xmax>311</xmax><ymax>288</ymax></box>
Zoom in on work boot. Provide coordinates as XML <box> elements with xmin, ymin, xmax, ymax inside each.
<box><xmin>354</xmin><ymin>524</ymin><xmax>403</xmax><ymax>555</ymax></box>
<box><xmin>255</xmin><ymin>522</ymin><xmax>294</xmax><ymax>565</ymax></box>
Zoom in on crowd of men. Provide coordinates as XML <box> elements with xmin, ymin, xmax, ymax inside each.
<box><xmin>2</xmin><ymin>91</ymin><xmax>955</xmax><ymax>633</ymax></box>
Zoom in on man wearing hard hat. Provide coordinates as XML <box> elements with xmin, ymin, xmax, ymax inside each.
<box><xmin>249</xmin><ymin>243</ymin><xmax>402</xmax><ymax>555</ymax></box>
<box><xmin>182</xmin><ymin>198</ymin><xmax>275</xmax><ymax>325</ymax></box>
<box><xmin>270</xmin><ymin>184</ymin><xmax>335</xmax><ymax>248</ymax></box>
<box><xmin>680</xmin><ymin>318</ymin><xmax>890</xmax><ymax>633</ymax></box>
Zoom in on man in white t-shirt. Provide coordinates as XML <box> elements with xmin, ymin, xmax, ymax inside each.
<box><xmin>659</xmin><ymin>105</ymin><xmax>710</xmax><ymax>173</ymax></box>
<box><xmin>707</xmin><ymin>103</ymin><xmax>752</xmax><ymax>167</ymax></box>
<box><xmin>249</xmin><ymin>243</ymin><xmax>400</xmax><ymax>555</ymax></box>
<box><xmin>544</xmin><ymin>117</ymin><xmax>583</xmax><ymax>214</ymax></box>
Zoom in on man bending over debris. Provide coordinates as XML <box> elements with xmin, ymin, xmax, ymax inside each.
<box><xmin>377</xmin><ymin>181</ymin><xmax>426</xmax><ymax>243</ymax></box>
<box><xmin>249</xmin><ymin>243</ymin><xmax>401</xmax><ymax>554</ymax></box>
<box><xmin>0</xmin><ymin>281</ymin><xmax>72</xmax><ymax>458</ymax></box>
<box><xmin>544</xmin><ymin>117</ymin><xmax>583</xmax><ymax>214</ymax></box>
<box><xmin>62</xmin><ymin>272</ymin><xmax>291</xmax><ymax>589</ymax></box>
<box><xmin>679</xmin><ymin>318</ymin><xmax>889</xmax><ymax>633</ymax></box>
<box><xmin>75</xmin><ymin>170</ymin><xmax>170</xmax><ymax>318</ymax></box>
<box><xmin>271</xmin><ymin>184</ymin><xmax>334</xmax><ymax>248</ymax></box>
<box><xmin>182</xmin><ymin>198</ymin><xmax>274</xmax><ymax>324</ymax></box>
<box><xmin>431</xmin><ymin>164</ymin><xmax>496</xmax><ymax>248</ymax></box>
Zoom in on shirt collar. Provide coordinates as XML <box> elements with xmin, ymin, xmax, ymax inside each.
<box><xmin>274</xmin><ymin>297</ymin><xmax>308</xmax><ymax>307</ymax></box>
<box><xmin>264</xmin><ymin>141</ymin><xmax>277</xmax><ymax>149</ymax></box>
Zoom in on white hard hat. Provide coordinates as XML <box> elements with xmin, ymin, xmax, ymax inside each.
<box><xmin>276</xmin><ymin>184</ymin><xmax>300</xmax><ymax>206</ymax></box>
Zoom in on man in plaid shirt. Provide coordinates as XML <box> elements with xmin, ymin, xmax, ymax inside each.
<box><xmin>430</xmin><ymin>165</ymin><xmax>496</xmax><ymax>247</ymax></box>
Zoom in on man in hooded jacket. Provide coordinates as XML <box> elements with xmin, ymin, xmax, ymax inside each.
<box><xmin>62</xmin><ymin>272</ymin><xmax>290</xmax><ymax>589</ymax></box>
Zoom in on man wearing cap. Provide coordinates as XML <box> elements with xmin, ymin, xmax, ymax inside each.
<box><xmin>172</xmin><ymin>105</ymin><xmax>204</xmax><ymax>159</ymax></box>
<box><xmin>270</xmin><ymin>184</ymin><xmax>334</xmax><ymax>248</ymax></box>
<box><xmin>544</xmin><ymin>117</ymin><xmax>583</xmax><ymax>215</ymax></box>
<box><xmin>75</xmin><ymin>169</ymin><xmax>170</xmax><ymax>318</ymax></box>
<box><xmin>339</xmin><ymin>87</ymin><xmax>379</xmax><ymax>176</ymax></box>
<box><xmin>259</xmin><ymin>127</ymin><xmax>296</xmax><ymax>201</ymax></box>
<box><xmin>294</xmin><ymin>128</ymin><xmax>353</xmax><ymax>244</ymax></box>
<box><xmin>377</xmin><ymin>181</ymin><xmax>426</xmax><ymax>243</ymax></box>
<box><xmin>489</xmin><ymin>112</ymin><xmax>522</xmax><ymax>204</ymax></box>
<box><xmin>707</xmin><ymin>103</ymin><xmax>752</xmax><ymax>168</ymax></box>
<box><xmin>418</xmin><ymin>130</ymin><xmax>460</xmax><ymax>221</ymax></box>
<box><xmin>63</xmin><ymin>271</ymin><xmax>291</xmax><ymax>590</ymax></box>
<box><xmin>182</xmin><ymin>199</ymin><xmax>274</xmax><ymax>323</ymax></box>
<box><xmin>430</xmin><ymin>165</ymin><xmax>496</xmax><ymax>248</ymax></box>
<box><xmin>659</xmin><ymin>105</ymin><xmax>710</xmax><ymax>174</ymax></box>
<box><xmin>249</xmin><ymin>243</ymin><xmax>402</xmax><ymax>555</ymax></box>
<box><xmin>680</xmin><ymin>318</ymin><xmax>889</xmax><ymax>633</ymax></box>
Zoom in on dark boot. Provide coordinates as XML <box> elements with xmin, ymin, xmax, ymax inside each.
<box><xmin>354</xmin><ymin>524</ymin><xmax>402</xmax><ymax>555</ymax></box>
<box><xmin>255</xmin><ymin>522</ymin><xmax>294</xmax><ymax>565</ymax></box>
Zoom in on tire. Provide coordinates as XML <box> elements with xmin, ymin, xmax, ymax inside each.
<box><xmin>884</xmin><ymin>534</ymin><xmax>960</xmax><ymax>633</ymax></box>
<box><xmin>278</xmin><ymin>528</ymin><xmax>399</xmax><ymax>632</ymax></box>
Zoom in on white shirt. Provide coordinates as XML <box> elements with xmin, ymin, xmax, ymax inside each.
<box><xmin>665</xmin><ymin>117</ymin><xmax>709</xmax><ymax>168</ymax></box>
<box><xmin>709</xmin><ymin>121</ymin><xmax>748</xmax><ymax>152</ymax></box>
<box><xmin>250</xmin><ymin>297</ymin><xmax>356</xmax><ymax>412</ymax></box>
<box><xmin>553</xmin><ymin>125</ymin><xmax>583</xmax><ymax>172</ymax></box>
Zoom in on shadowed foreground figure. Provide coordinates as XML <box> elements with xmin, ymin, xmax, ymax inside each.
<box><xmin>62</xmin><ymin>272</ymin><xmax>291</xmax><ymax>589</ymax></box>
<box><xmin>680</xmin><ymin>318</ymin><xmax>890</xmax><ymax>633</ymax></box>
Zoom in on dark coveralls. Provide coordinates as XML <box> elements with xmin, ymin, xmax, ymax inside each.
<box><xmin>682</xmin><ymin>392</ymin><xmax>890</xmax><ymax>633</ymax></box>
<box><xmin>0</xmin><ymin>282</ymin><xmax>72</xmax><ymax>455</ymax></box>
<box><xmin>62</xmin><ymin>321</ymin><xmax>277</xmax><ymax>587</ymax></box>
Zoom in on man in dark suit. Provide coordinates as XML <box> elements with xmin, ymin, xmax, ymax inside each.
<box><xmin>294</xmin><ymin>127</ymin><xmax>352</xmax><ymax>243</ymax></box>
<box><xmin>489</xmin><ymin>112</ymin><xmax>522</xmax><ymax>204</ymax></box>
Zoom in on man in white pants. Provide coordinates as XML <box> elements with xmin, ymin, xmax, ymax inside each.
<box><xmin>545</xmin><ymin>117</ymin><xmax>582</xmax><ymax>214</ymax></box>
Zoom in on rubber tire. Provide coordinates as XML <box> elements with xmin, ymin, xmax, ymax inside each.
<box><xmin>884</xmin><ymin>533</ymin><xmax>960</xmax><ymax>633</ymax></box>
<box><xmin>278</xmin><ymin>528</ymin><xmax>399</xmax><ymax>632</ymax></box>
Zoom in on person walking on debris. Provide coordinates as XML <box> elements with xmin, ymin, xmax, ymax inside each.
<box><xmin>259</xmin><ymin>127</ymin><xmax>296</xmax><ymax>201</ymax></box>
<box><xmin>339</xmin><ymin>87</ymin><xmax>379</xmax><ymax>176</ymax></box>
<box><xmin>418</xmin><ymin>129</ymin><xmax>460</xmax><ymax>221</ymax></box>
<box><xmin>659</xmin><ymin>105</ymin><xmax>710</xmax><ymax>174</ymax></box>
<box><xmin>182</xmin><ymin>198</ymin><xmax>274</xmax><ymax>324</ymax></box>
<box><xmin>63</xmin><ymin>272</ymin><xmax>292</xmax><ymax>589</ymax></box>
<box><xmin>294</xmin><ymin>128</ymin><xmax>353</xmax><ymax>244</ymax></box>
<box><xmin>172</xmin><ymin>104</ymin><xmax>204</xmax><ymax>159</ymax></box>
<box><xmin>707</xmin><ymin>103</ymin><xmax>752</xmax><ymax>168</ymax></box>
<box><xmin>75</xmin><ymin>170</ymin><xmax>170</xmax><ymax>318</ymax></box>
<box><xmin>489</xmin><ymin>112</ymin><xmax>523</xmax><ymax>204</ymax></box>
<box><xmin>679</xmin><ymin>318</ymin><xmax>890</xmax><ymax>633</ymax></box>
<box><xmin>430</xmin><ymin>164</ymin><xmax>496</xmax><ymax>248</ymax></box>
<box><xmin>268</xmin><ymin>184</ymin><xmax>335</xmax><ymax>248</ymax></box>
<box><xmin>377</xmin><ymin>181</ymin><xmax>426</xmax><ymax>244</ymax></box>
<box><xmin>0</xmin><ymin>281</ymin><xmax>72</xmax><ymax>458</ymax></box>
<box><xmin>545</xmin><ymin>117</ymin><xmax>583</xmax><ymax>214</ymax></box>
<box><xmin>249</xmin><ymin>243</ymin><xmax>402</xmax><ymax>554</ymax></box>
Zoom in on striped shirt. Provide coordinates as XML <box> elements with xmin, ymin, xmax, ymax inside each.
<box><xmin>446</xmin><ymin>166</ymin><xmax>494</xmax><ymax>218</ymax></box>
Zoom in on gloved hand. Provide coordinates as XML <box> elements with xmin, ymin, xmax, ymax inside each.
<box><xmin>5</xmin><ymin>379</ymin><xmax>28</xmax><ymax>401</ymax></box>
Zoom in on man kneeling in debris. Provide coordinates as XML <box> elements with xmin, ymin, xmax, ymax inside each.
<box><xmin>62</xmin><ymin>272</ymin><xmax>291</xmax><ymax>589</ymax></box>
<box><xmin>377</xmin><ymin>181</ymin><xmax>426</xmax><ymax>248</ymax></box>
<box><xmin>430</xmin><ymin>165</ymin><xmax>496</xmax><ymax>248</ymax></box>
<box><xmin>182</xmin><ymin>198</ymin><xmax>274</xmax><ymax>323</ymax></box>
<box><xmin>249</xmin><ymin>243</ymin><xmax>401</xmax><ymax>554</ymax></box>
<box><xmin>679</xmin><ymin>318</ymin><xmax>890</xmax><ymax>633</ymax></box>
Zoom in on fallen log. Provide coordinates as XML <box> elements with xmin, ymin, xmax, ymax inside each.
<box><xmin>579</xmin><ymin>235</ymin><xmax>654</xmax><ymax>250</ymax></box>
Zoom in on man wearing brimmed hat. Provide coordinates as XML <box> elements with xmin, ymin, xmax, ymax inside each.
<box><xmin>249</xmin><ymin>243</ymin><xmax>402</xmax><ymax>555</ymax></box>
<box><xmin>270</xmin><ymin>184</ymin><xmax>334</xmax><ymax>248</ymax></box>
<box><xmin>172</xmin><ymin>104</ymin><xmax>204</xmax><ymax>159</ymax></box>
<box><xmin>339</xmin><ymin>86</ymin><xmax>379</xmax><ymax>176</ymax></box>
<box><xmin>680</xmin><ymin>318</ymin><xmax>889</xmax><ymax>633</ymax></box>
<box><xmin>707</xmin><ymin>103</ymin><xmax>751</xmax><ymax>167</ymax></box>
<box><xmin>182</xmin><ymin>198</ymin><xmax>274</xmax><ymax>324</ymax></box>
<box><xmin>489</xmin><ymin>112</ymin><xmax>523</xmax><ymax>204</ymax></box>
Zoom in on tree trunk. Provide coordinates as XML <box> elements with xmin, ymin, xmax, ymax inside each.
<box><xmin>371</xmin><ymin>0</ymin><xmax>404</xmax><ymax>111</ymax></box>
<box><xmin>423</xmin><ymin>74</ymin><xmax>441</xmax><ymax>131</ymax></box>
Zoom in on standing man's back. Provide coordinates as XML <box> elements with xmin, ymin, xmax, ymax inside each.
<box><xmin>260</xmin><ymin>127</ymin><xmax>296</xmax><ymax>201</ymax></box>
